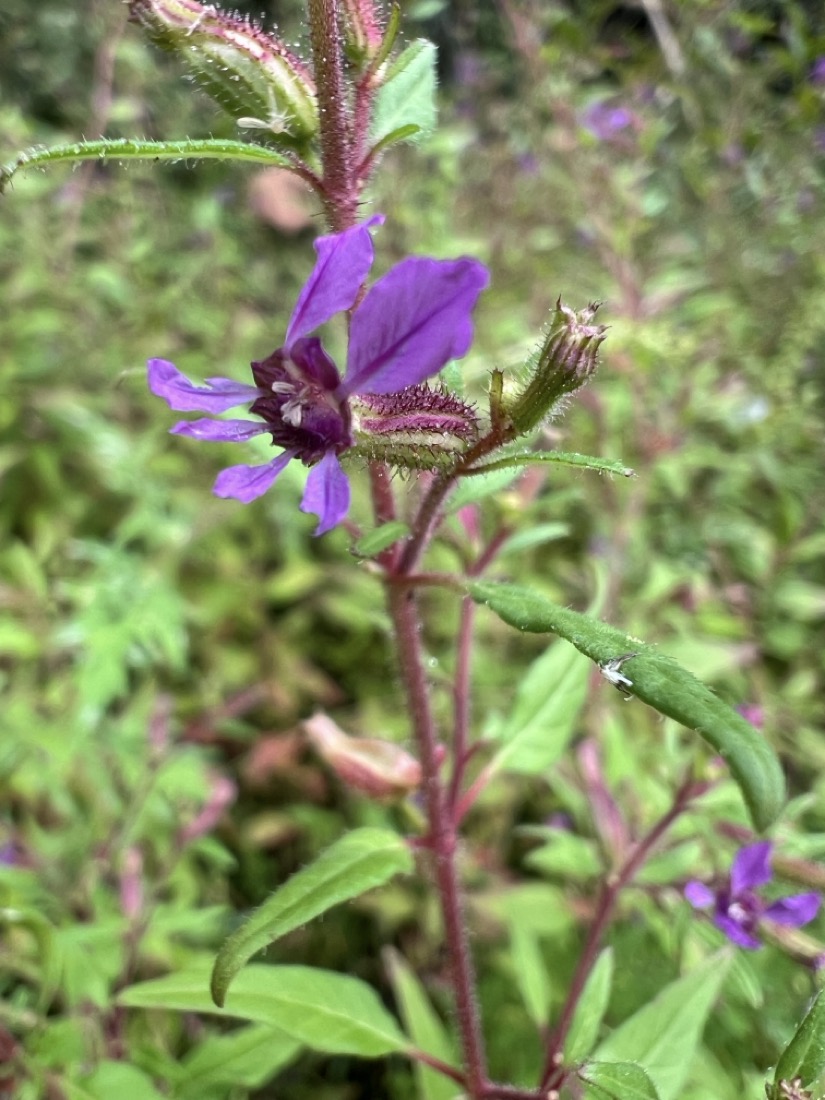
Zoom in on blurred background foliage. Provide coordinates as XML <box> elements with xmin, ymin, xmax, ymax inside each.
<box><xmin>1</xmin><ymin>0</ymin><xmax>825</xmax><ymax>1096</ymax></box>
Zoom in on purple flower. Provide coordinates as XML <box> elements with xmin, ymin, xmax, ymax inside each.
<box><xmin>811</xmin><ymin>57</ymin><xmax>825</xmax><ymax>85</ymax></box>
<box><xmin>735</xmin><ymin>704</ymin><xmax>764</xmax><ymax>730</ymax></box>
<box><xmin>581</xmin><ymin>101</ymin><xmax>634</xmax><ymax>142</ymax></box>
<box><xmin>685</xmin><ymin>842</ymin><xmax>820</xmax><ymax>949</ymax></box>
<box><xmin>148</xmin><ymin>216</ymin><xmax>489</xmax><ymax>534</ymax></box>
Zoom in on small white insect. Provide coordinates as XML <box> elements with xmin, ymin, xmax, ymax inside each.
<box><xmin>599</xmin><ymin>652</ymin><xmax>640</xmax><ymax>698</ymax></box>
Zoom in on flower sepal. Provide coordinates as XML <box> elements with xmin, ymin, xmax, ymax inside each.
<box><xmin>504</xmin><ymin>299</ymin><xmax>607</xmax><ymax>436</ymax></box>
<box><xmin>350</xmin><ymin>385</ymin><xmax>480</xmax><ymax>471</ymax></box>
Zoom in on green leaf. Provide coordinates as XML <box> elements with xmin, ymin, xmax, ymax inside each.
<box><xmin>385</xmin><ymin>948</ymin><xmax>459</xmax><ymax>1100</ymax></box>
<box><xmin>565</xmin><ymin>949</ymin><xmax>615</xmax><ymax>1064</ymax></box>
<box><xmin>480</xmin><ymin>883</ymin><xmax>572</xmax><ymax>938</ymax></box>
<box><xmin>367</xmin><ymin>124</ymin><xmax>423</xmax><ymax>160</ymax></box>
<box><xmin>498</xmin><ymin>522</ymin><xmax>570</xmax><ymax>557</ymax></box>
<box><xmin>523</xmin><ymin>831</ymin><xmax>602</xmax><ymax>882</ymax></box>
<box><xmin>81</xmin><ymin>1062</ymin><xmax>167</xmax><ymax>1100</ymax></box>
<box><xmin>594</xmin><ymin>951</ymin><xmax>732</xmax><ymax>1100</ymax></box>
<box><xmin>120</xmin><ymin>964</ymin><xmax>409</xmax><ymax>1057</ymax></box>
<box><xmin>464</xmin><ymin>450</ymin><xmax>634</xmax><ymax>479</ymax></box>
<box><xmin>353</xmin><ymin>522</ymin><xmax>411</xmax><ymax>558</ymax></box>
<box><xmin>177</xmin><ymin>1025</ymin><xmax>301</xmax><ymax>1096</ymax></box>
<box><xmin>468</xmin><ymin>582</ymin><xmax>785</xmax><ymax>831</ymax></box>
<box><xmin>579</xmin><ymin>1060</ymin><xmax>661</xmax><ymax>1100</ymax></box>
<box><xmin>211</xmin><ymin>827</ymin><xmax>412</xmax><ymax>1006</ymax></box>
<box><xmin>772</xmin><ymin>989</ymin><xmax>825</xmax><ymax>1093</ymax></box>
<box><xmin>370</xmin><ymin>40</ymin><xmax>437</xmax><ymax>144</ymax></box>
<box><xmin>488</xmin><ymin>638</ymin><xmax>590</xmax><ymax>775</ymax></box>
<box><xmin>446</xmin><ymin>467</ymin><xmax>523</xmax><ymax>513</ymax></box>
<box><xmin>1</xmin><ymin>139</ymin><xmax>291</xmax><ymax>192</ymax></box>
<box><xmin>509</xmin><ymin>923</ymin><xmax>550</xmax><ymax>1028</ymax></box>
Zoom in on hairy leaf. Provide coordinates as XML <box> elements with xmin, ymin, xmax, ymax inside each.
<box><xmin>120</xmin><ymin>964</ymin><xmax>409</xmax><ymax>1057</ymax></box>
<box><xmin>469</xmin><ymin>582</ymin><xmax>785</xmax><ymax>830</ymax></box>
<box><xmin>211</xmin><ymin>827</ymin><xmax>412</xmax><ymax>1005</ymax></box>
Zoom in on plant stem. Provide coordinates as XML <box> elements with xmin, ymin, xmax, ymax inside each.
<box><xmin>307</xmin><ymin>0</ymin><xmax>356</xmax><ymax>229</ymax></box>
<box><xmin>482</xmin><ymin>1087</ymin><xmax>544</xmax><ymax>1100</ymax></box>
<box><xmin>398</xmin><ymin>470</ymin><xmax>455</xmax><ymax>573</ymax></box>
<box><xmin>386</xmin><ymin>583</ymin><xmax>488</xmax><ymax>1097</ymax></box>
<box><xmin>448</xmin><ymin>595</ymin><xmax>476</xmax><ymax>815</ymax></box>
<box><xmin>539</xmin><ymin>778</ymin><xmax>700</xmax><ymax>1092</ymax></box>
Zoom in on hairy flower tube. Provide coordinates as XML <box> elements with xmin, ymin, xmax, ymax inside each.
<box><xmin>128</xmin><ymin>0</ymin><xmax>318</xmax><ymax>140</ymax></box>
<box><xmin>148</xmin><ymin>217</ymin><xmax>489</xmax><ymax>534</ymax></box>
<box><xmin>503</xmin><ymin>298</ymin><xmax>607</xmax><ymax>435</ymax></box>
<box><xmin>685</xmin><ymin>842</ymin><xmax>820</xmax><ymax>950</ymax></box>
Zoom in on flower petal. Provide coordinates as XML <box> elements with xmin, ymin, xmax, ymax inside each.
<box><xmin>715</xmin><ymin>913</ymin><xmax>761</xmax><ymax>949</ymax></box>
<box><xmin>763</xmin><ymin>893</ymin><xmax>821</xmax><ymax>928</ymax></box>
<box><xmin>171</xmin><ymin>418</ymin><xmax>268</xmax><ymax>443</ymax></box>
<box><xmin>148</xmin><ymin>358</ymin><xmax>260</xmax><ymax>413</ymax></box>
<box><xmin>285</xmin><ymin>216</ymin><xmax>384</xmax><ymax>347</ymax></box>
<box><xmin>300</xmin><ymin>452</ymin><xmax>350</xmax><ymax>535</ymax></box>
<box><xmin>341</xmin><ymin>256</ymin><xmax>490</xmax><ymax>397</ymax></box>
<box><xmin>213</xmin><ymin>452</ymin><xmax>293</xmax><ymax>503</ymax></box>
<box><xmin>684</xmin><ymin>881</ymin><xmax>716</xmax><ymax>909</ymax></box>
<box><xmin>731</xmin><ymin>842</ymin><xmax>773</xmax><ymax>896</ymax></box>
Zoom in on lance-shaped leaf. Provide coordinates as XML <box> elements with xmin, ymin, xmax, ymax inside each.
<box><xmin>464</xmin><ymin>450</ymin><xmax>634</xmax><ymax>479</ymax></box>
<box><xmin>594</xmin><ymin>951</ymin><xmax>732</xmax><ymax>1100</ymax></box>
<box><xmin>1</xmin><ymin>138</ymin><xmax>291</xmax><ymax>193</ymax></box>
<box><xmin>211</xmin><ymin>827</ymin><xmax>412</xmax><ymax>1006</ymax></box>
<box><xmin>353</xmin><ymin>521</ymin><xmax>411</xmax><ymax>558</ymax></box>
<box><xmin>468</xmin><ymin>582</ymin><xmax>785</xmax><ymax>831</ymax></box>
<box><xmin>385</xmin><ymin>948</ymin><xmax>459</xmax><ymax>1100</ymax></box>
<box><xmin>177</xmin><ymin>1024</ymin><xmax>302</xmax><ymax>1096</ymax></box>
<box><xmin>120</xmin><ymin>964</ymin><xmax>408</xmax><ymax>1056</ymax></box>
<box><xmin>565</xmin><ymin>948</ymin><xmax>615</xmax><ymax>1064</ymax></box>
<box><xmin>772</xmin><ymin>988</ymin><xmax>825</xmax><ymax>1096</ymax></box>
<box><xmin>487</xmin><ymin>638</ymin><xmax>590</xmax><ymax>776</ymax></box>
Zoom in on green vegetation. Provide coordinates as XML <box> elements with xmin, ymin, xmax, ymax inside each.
<box><xmin>2</xmin><ymin>1</ymin><xmax>825</xmax><ymax>1097</ymax></box>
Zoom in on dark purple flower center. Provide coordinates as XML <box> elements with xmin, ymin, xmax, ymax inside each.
<box><xmin>719</xmin><ymin>887</ymin><xmax>761</xmax><ymax>933</ymax></box>
<box><xmin>250</xmin><ymin>336</ymin><xmax>352</xmax><ymax>464</ymax></box>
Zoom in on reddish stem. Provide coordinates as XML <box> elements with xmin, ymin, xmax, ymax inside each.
<box><xmin>307</xmin><ymin>0</ymin><xmax>356</xmax><ymax>229</ymax></box>
<box><xmin>540</xmin><ymin>778</ymin><xmax>701</xmax><ymax>1092</ymax></box>
<box><xmin>448</xmin><ymin>596</ymin><xmax>476</xmax><ymax>815</ymax></box>
<box><xmin>446</xmin><ymin>525</ymin><xmax>512</xmax><ymax>815</ymax></box>
<box><xmin>387</xmin><ymin>584</ymin><xmax>488</xmax><ymax>1096</ymax></box>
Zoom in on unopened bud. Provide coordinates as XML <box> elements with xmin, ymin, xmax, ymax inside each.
<box><xmin>761</xmin><ymin>921</ymin><xmax>825</xmax><ymax>969</ymax></box>
<box><xmin>304</xmin><ymin>713</ymin><xmax>422</xmax><ymax>800</ymax></box>
<box><xmin>341</xmin><ymin>0</ymin><xmax>384</xmax><ymax>62</ymax></box>
<box><xmin>128</xmin><ymin>0</ymin><xmax>318</xmax><ymax>141</ymax></box>
<box><xmin>350</xmin><ymin>384</ymin><xmax>480</xmax><ymax>471</ymax></box>
<box><xmin>505</xmin><ymin>299</ymin><xmax>607</xmax><ymax>435</ymax></box>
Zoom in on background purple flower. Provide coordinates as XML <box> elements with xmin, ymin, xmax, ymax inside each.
<box><xmin>581</xmin><ymin>100</ymin><xmax>634</xmax><ymax>142</ymax></box>
<box><xmin>685</xmin><ymin>842</ymin><xmax>820</xmax><ymax>949</ymax></box>
<box><xmin>735</xmin><ymin>704</ymin><xmax>764</xmax><ymax>730</ymax></box>
<box><xmin>148</xmin><ymin>217</ymin><xmax>489</xmax><ymax>534</ymax></box>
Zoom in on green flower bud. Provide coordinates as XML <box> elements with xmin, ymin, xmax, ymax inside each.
<box><xmin>505</xmin><ymin>299</ymin><xmax>607</xmax><ymax>435</ymax></box>
<box><xmin>128</xmin><ymin>0</ymin><xmax>318</xmax><ymax>141</ymax></box>
<box><xmin>350</xmin><ymin>384</ymin><xmax>480</xmax><ymax>471</ymax></box>
<box><xmin>341</xmin><ymin>0</ymin><xmax>385</xmax><ymax>62</ymax></box>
